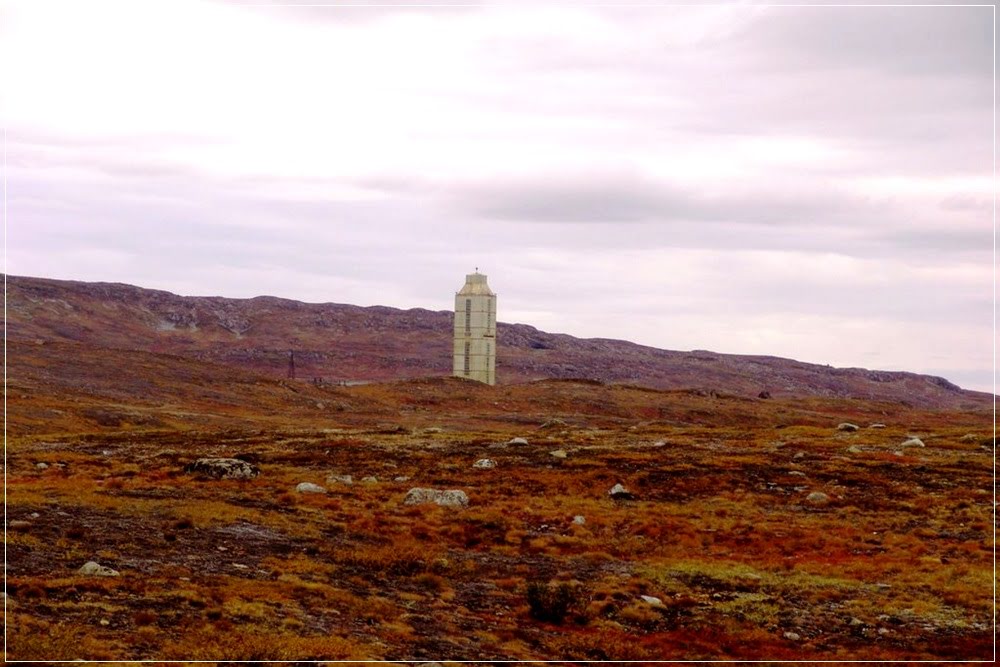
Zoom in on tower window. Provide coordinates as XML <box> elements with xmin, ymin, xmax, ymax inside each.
<box><xmin>465</xmin><ymin>299</ymin><xmax>472</xmax><ymax>335</ymax></box>
<box><xmin>464</xmin><ymin>342</ymin><xmax>471</xmax><ymax>375</ymax></box>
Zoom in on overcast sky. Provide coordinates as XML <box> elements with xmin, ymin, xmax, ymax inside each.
<box><xmin>3</xmin><ymin>1</ymin><xmax>994</xmax><ymax>391</ymax></box>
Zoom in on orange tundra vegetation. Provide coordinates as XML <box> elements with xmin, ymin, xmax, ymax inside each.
<box><xmin>5</xmin><ymin>339</ymin><xmax>995</xmax><ymax>661</ymax></box>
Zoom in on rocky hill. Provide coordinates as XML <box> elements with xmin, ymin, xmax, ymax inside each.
<box><xmin>6</xmin><ymin>275</ymin><xmax>990</xmax><ymax>410</ymax></box>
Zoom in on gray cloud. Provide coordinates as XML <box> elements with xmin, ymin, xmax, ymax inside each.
<box><xmin>452</xmin><ymin>173</ymin><xmax>880</xmax><ymax>226</ymax></box>
<box><xmin>735</xmin><ymin>5</ymin><xmax>993</xmax><ymax>79</ymax></box>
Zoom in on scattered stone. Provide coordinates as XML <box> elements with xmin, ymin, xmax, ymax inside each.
<box><xmin>549</xmin><ymin>449</ymin><xmax>567</xmax><ymax>459</ymax></box>
<box><xmin>295</xmin><ymin>482</ymin><xmax>326</xmax><ymax>494</ymax></box>
<box><xmin>572</xmin><ymin>515</ymin><xmax>586</xmax><ymax>525</ymax></box>
<box><xmin>652</xmin><ymin>440</ymin><xmax>667</xmax><ymax>447</ymax></box>
<box><xmin>783</xmin><ymin>631</ymin><xmax>801</xmax><ymax>641</ymax></box>
<box><xmin>837</xmin><ymin>423</ymin><xmax>859</xmax><ymax>432</ymax></box>
<box><xmin>232</xmin><ymin>563</ymin><xmax>248</xmax><ymax>570</ymax></box>
<box><xmin>423</xmin><ymin>427</ymin><xmax>444</xmax><ymax>434</ymax></box>
<box><xmin>893</xmin><ymin>450</ymin><xmax>905</xmax><ymax>457</ymax></box>
<box><xmin>849</xmin><ymin>617</ymin><xmax>864</xmax><ymax>627</ymax></box>
<box><xmin>393</xmin><ymin>476</ymin><xmax>410</xmax><ymax>482</ymax></box>
<box><xmin>508</xmin><ymin>437</ymin><xmax>528</xmax><ymax>445</ymax></box>
<box><xmin>403</xmin><ymin>487</ymin><xmax>469</xmax><ymax>508</ymax></box>
<box><xmin>9</xmin><ymin>520</ymin><xmax>31</xmax><ymax>530</ymax></box>
<box><xmin>869</xmin><ymin>423</ymin><xmax>886</xmax><ymax>429</ymax></box>
<box><xmin>793</xmin><ymin>452</ymin><xmax>805</xmax><ymax>460</ymax></box>
<box><xmin>326</xmin><ymin>474</ymin><xmax>353</xmax><ymax>486</ymax></box>
<box><xmin>609</xmin><ymin>483</ymin><xmax>635</xmax><ymax>500</ymax></box>
<box><xmin>99</xmin><ymin>619</ymin><xmax>110</xmax><ymax>627</ymax></box>
<box><xmin>29</xmin><ymin>512</ymin><xmax>40</xmax><ymax>519</ymax></box>
<box><xmin>78</xmin><ymin>561</ymin><xmax>119</xmax><ymax>577</ymax></box>
<box><xmin>473</xmin><ymin>459</ymin><xmax>496</xmax><ymax>469</ymax></box>
<box><xmin>640</xmin><ymin>595</ymin><xmax>663</xmax><ymax>606</ymax></box>
<box><xmin>361</xmin><ymin>476</ymin><xmax>379</xmax><ymax>484</ymax></box>
<box><xmin>787</xmin><ymin>470</ymin><xmax>807</xmax><ymax>477</ymax></box>
<box><xmin>901</xmin><ymin>437</ymin><xmax>925</xmax><ymax>448</ymax></box>
<box><xmin>184</xmin><ymin>458</ymin><xmax>259</xmax><ymax>480</ymax></box>
<box><xmin>35</xmin><ymin>462</ymin><xmax>49</xmax><ymax>470</ymax></box>
<box><xmin>847</xmin><ymin>445</ymin><xmax>863</xmax><ymax>454</ymax></box>
<box><xmin>539</xmin><ymin>419</ymin><xmax>566</xmax><ymax>429</ymax></box>
<box><xmin>806</xmin><ymin>492</ymin><xmax>829</xmax><ymax>505</ymax></box>
<box><xmin>959</xmin><ymin>433</ymin><xmax>978</xmax><ymax>443</ymax></box>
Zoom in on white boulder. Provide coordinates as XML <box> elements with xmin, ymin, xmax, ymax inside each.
<box><xmin>326</xmin><ymin>474</ymin><xmax>353</xmax><ymax>485</ymax></box>
<box><xmin>78</xmin><ymin>561</ymin><xmax>120</xmax><ymax>577</ymax></box>
<box><xmin>295</xmin><ymin>482</ymin><xmax>326</xmax><ymax>494</ymax></box>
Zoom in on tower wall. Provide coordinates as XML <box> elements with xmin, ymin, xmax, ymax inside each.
<box><xmin>453</xmin><ymin>274</ymin><xmax>496</xmax><ymax>385</ymax></box>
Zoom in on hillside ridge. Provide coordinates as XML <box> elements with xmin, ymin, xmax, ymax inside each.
<box><xmin>6</xmin><ymin>274</ymin><xmax>989</xmax><ymax>410</ymax></box>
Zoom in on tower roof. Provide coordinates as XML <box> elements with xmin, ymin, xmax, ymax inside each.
<box><xmin>457</xmin><ymin>272</ymin><xmax>495</xmax><ymax>296</ymax></box>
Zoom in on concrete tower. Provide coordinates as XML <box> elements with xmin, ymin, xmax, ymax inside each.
<box><xmin>453</xmin><ymin>271</ymin><xmax>496</xmax><ymax>385</ymax></box>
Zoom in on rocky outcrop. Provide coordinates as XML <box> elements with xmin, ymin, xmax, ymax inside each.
<box><xmin>184</xmin><ymin>458</ymin><xmax>259</xmax><ymax>480</ymax></box>
<box><xmin>403</xmin><ymin>488</ymin><xmax>469</xmax><ymax>508</ymax></box>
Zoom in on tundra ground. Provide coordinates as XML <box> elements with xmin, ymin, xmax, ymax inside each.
<box><xmin>6</xmin><ymin>361</ymin><xmax>994</xmax><ymax>661</ymax></box>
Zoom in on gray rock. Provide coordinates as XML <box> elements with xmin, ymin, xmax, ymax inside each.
<box><xmin>35</xmin><ymin>462</ymin><xmax>49</xmax><ymax>470</ymax></box>
<box><xmin>793</xmin><ymin>452</ymin><xmax>805</xmax><ymax>460</ymax></box>
<box><xmin>788</xmin><ymin>470</ymin><xmax>807</xmax><ymax>477</ymax></box>
<box><xmin>326</xmin><ymin>474</ymin><xmax>353</xmax><ymax>485</ymax></box>
<box><xmin>806</xmin><ymin>491</ymin><xmax>830</xmax><ymax>505</ymax></box>
<box><xmin>403</xmin><ymin>487</ymin><xmax>469</xmax><ymax>508</ymax></box>
<box><xmin>9</xmin><ymin>520</ymin><xmax>31</xmax><ymax>530</ymax></box>
<box><xmin>393</xmin><ymin>475</ymin><xmax>410</xmax><ymax>482</ymax></box>
<box><xmin>549</xmin><ymin>449</ymin><xmax>568</xmax><ymax>459</ymax></box>
<box><xmin>783</xmin><ymin>631</ymin><xmax>801</xmax><ymax>641</ymax></box>
<box><xmin>539</xmin><ymin>419</ymin><xmax>567</xmax><ymax>429</ymax></box>
<box><xmin>847</xmin><ymin>445</ymin><xmax>863</xmax><ymax>454</ymax></box>
<box><xmin>869</xmin><ymin>423</ymin><xmax>887</xmax><ymax>429</ymax></box>
<box><xmin>901</xmin><ymin>437</ymin><xmax>925</xmax><ymax>448</ymax></box>
<box><xmin>473</xmin><ymin>458</ymin><xmax>496</xmax><ymax>469</ymax></box>
<box><xmin>78</xmin><ymin>561</ymin><xmax>120</xmax><ymax>577</ymax></box>
<box><xmin>609</xmin><ymin>483</ymin><xmax>635</xmax><ymax>500</ymax></box>
<box><xmin>640</xmin><ymin>595</ymin><xmax>663</xmax><ymax>606</ymax></box>
<box><xmin>184</xmin><ymin>458</ymin><xmax>259</xmax><ymax>480</ymax></box>
<box><xmin>295</xmin><ymin>482</ymin><xmax>326</xmax><ymax>494</ymax></box>
<box><xmin>960</xmin><ymin>433</ymin><xmax>979</xmax><ymax>443</ymax></box>
<box><xmin>361</xmin><ymin>476</ymin><xmax>379</xmax><ymax>484</ymax></box>
<box><xmin>572</xmin><ymin>515</ymin><xmax>586</xmax><ymax>525</ymax></box>
<box><xmin>508</xmin><ymin>437</ymin><xmax>529</xmax><ymax>445</ymax></box>
<box><xmin>837</xmin><ymin>423</ymin><xmax>859</xmax><ymax>432</ymax></box>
